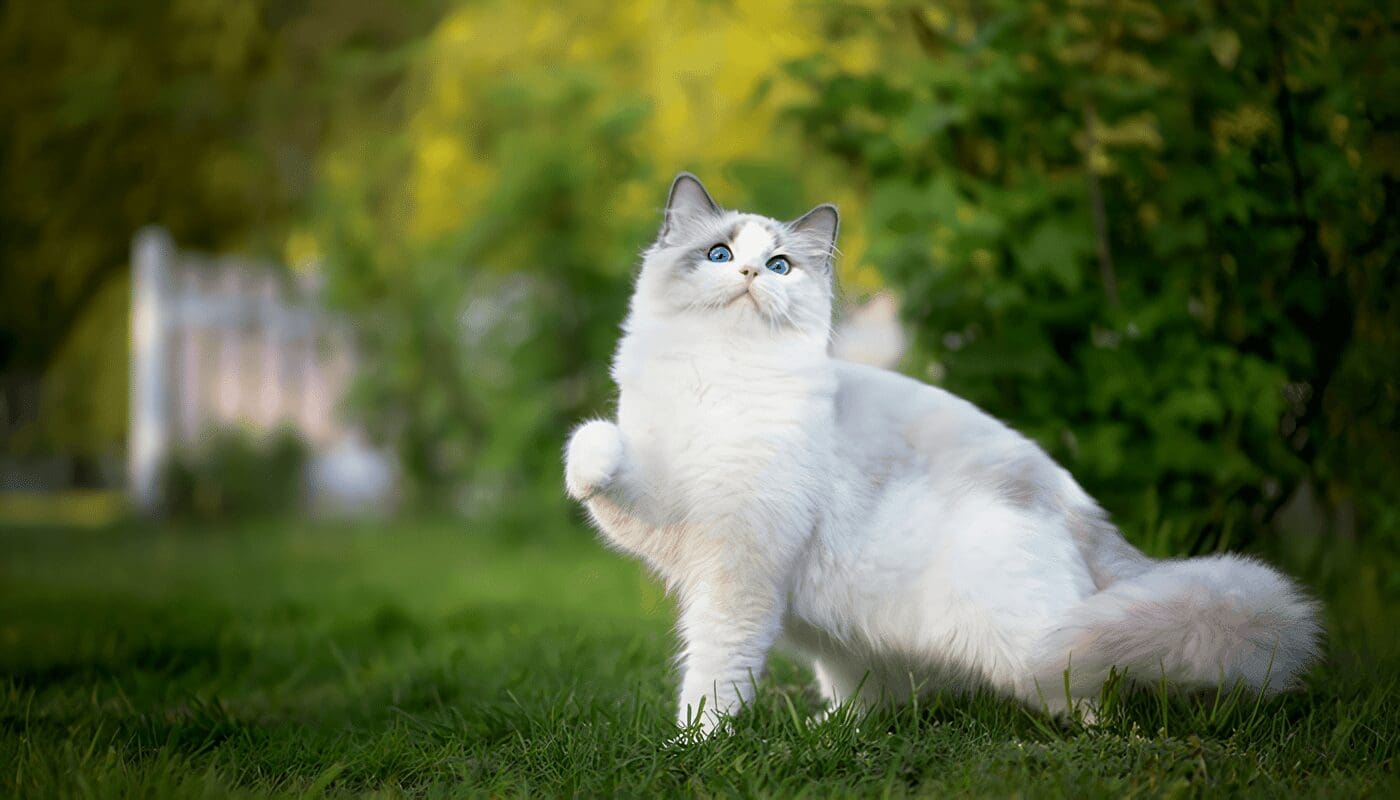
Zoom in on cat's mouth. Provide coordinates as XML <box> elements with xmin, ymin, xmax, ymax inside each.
<box><xmin>727</xmin><ymin>288</ymin><xmax>760</xmax><ymax>310</ymax></box>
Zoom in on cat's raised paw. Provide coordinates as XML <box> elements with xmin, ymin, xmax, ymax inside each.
<box><xmin>564</xmin><ymin>420</ymin><xmax>624</xmax><ymax>500</ymax></box>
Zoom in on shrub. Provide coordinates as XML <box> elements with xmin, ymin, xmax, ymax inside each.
<box><xmin>162</xmin><ymin>428</ymin><xmax>308</xmax><ymax>520</ymax></box>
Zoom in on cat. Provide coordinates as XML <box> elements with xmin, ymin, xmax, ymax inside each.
<box><xmin>564</xmin><ymin>172</ymin><xmax>1321</xmax><ymax>734</ymax></box>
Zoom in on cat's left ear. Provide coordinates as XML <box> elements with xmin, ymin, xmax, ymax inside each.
<box><xmin>790</xmin><ymin>204</ymin><xmax>840</xmax><ymax>267</ymax></box>
<box><xmin>658</xmin><ymin>172</ymin><xmax>721</xmax><ymax>243</ymax></box>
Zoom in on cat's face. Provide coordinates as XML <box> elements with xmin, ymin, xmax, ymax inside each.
<box><xmin>632</xmin><ymin>173</ymin><xmax>838</xmax><ymax>338</ymax></box>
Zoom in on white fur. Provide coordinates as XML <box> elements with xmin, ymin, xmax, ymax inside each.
<box><xmin>564</xmin><ymin>175</ymin><xmax>1322</xmax><ymax>734</ymax></box>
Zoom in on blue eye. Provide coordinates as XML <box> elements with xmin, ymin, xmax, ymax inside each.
<box><xmin>707</xmin><ymin>244</ymin><xmax>733</xmax><ymax>263</ymax></box>
<box><xmin>765</xmin><ymin>256</ymin><xmax>791</xmax><ymax>275</ymax></box>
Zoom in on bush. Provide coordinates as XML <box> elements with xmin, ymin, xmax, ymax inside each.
<box><xmin>161</xmin><ymin>429</ymin><xmax>308</xmax><ymax>521</ymax></box>
<box><xmin>783</xmin><ymin>0</ymin><xmax>1398</xmax><ymax>553</ymax></box>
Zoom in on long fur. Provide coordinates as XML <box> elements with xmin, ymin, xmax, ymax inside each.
<box><xmin>1031</xmin><ymin>554</ymin><xmax>1322</xmax><ymax>700</ymax></box>
<box><xmin>564</xmin><ymin>173</ymin><xmax>1322</xmax><ymax>733</ymax></box>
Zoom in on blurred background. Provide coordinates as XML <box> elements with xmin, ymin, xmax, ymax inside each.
<box><xmin>2</xmin><ymin>3</ymin><xmax>1398</xmax><ymax>793</ymax></box>
<box><xmin>2</xmin><ymin>0</ymin><xmax>1396</xmax><ymax>560</ymax></box>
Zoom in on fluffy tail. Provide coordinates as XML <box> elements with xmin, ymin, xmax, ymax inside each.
<box><xmin>1034</xmin><ymin>554</ymin><xmax>1322</xmax><ymax>699</ymax></box>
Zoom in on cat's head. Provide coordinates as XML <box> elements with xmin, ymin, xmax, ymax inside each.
<box><xmin>631</xmin><ymin>172</ymin><xmax>838</xmax><ymax>339</ymax></box>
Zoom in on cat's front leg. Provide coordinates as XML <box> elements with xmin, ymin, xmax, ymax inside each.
<box><xmin>564</xmin><ymin>420</ymin><xmax>625</xmax><ymax>501</ymax></box>
<box><xmin>564</xmin><ymin>420</ymin><xmax>653</xmax><ymax>555</ymax></box>
<box><xmin>675</xmin><ymin>578</ymin><xmax>786</xmax><ymax>736</ymax></box>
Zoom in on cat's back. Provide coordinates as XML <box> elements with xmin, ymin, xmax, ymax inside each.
<box><xmin>830</xmin><ymin>359</ymin><xmax>1059</xmax><ymax>485</ymax></box>
<box><xmin>832</xmin><ymin>360</ymin><xmax>1009</xmax><ymax>449</ymax></box>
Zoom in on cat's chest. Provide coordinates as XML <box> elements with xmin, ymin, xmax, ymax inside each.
<box><xmin>612</xmin><ymin>339</ymin><xmax>835</xmax><ymax>486</ymax></box>
<box><xmin>621</xmin><ymin>357</ymin><xmax>818</xmax><ymax>437</ymax></box>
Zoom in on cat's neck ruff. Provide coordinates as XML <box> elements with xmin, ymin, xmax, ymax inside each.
<box><xmin>613</xmin><ymin>307</ymin><xmax>833</xmax><ymax>392</ymax></box>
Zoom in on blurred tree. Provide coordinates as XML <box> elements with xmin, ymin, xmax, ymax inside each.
<box><xmin>315</xmin><ymin>0</ymin><xmax>876</xmax><ymax>511</ymax></box>
<box><xmin>0</xmin><ymin>0</ymin><xmax>445</xmax><ymax>466</ymax></box>
<box><xmin>3</xmin><ymin>0</ymin><xmax>1393</xmax><ymax>549</ymax></box>
<box><xmin>784</xmin><ymin>0</ymin><xmax>1398</xmax><ymax>551</ymax></box>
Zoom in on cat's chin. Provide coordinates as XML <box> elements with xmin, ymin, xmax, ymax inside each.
<box><xmin>675</xmin><ymin>290</ymin><xmax>762</xmax><ymax>318</ymax></box>
<box><xmin>726</xmin><ymin>289</ymin><xmax>761</xmax><ymax>310</ymax></box>
<box><xmin>719</xmin><ymin>295</ymin><xmax>790</xmax><ymax>329</ymax></box>
<box><xmin>650</xmin><ymin>291</ymin><xmax>814</xmax><ymax>336</ymax></box>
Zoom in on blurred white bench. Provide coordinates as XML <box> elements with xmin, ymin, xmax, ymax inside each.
<box><xmin>128</xmin><ymin>227</ymin><xmax>395</xmax><ymax>515</ymax></box>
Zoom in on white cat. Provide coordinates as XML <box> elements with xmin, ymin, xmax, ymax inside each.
<box><xmin>564</xmin><ymin>173</ymin><xmax>1321</xmax><ymax>734</ymax></box>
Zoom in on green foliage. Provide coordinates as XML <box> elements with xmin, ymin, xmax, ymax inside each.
<box><xmin>784</xmin><ymin>0</ymin><xmax>1399</xmax><ymax>552</ymax></box>
<box><xmin>0</xmin><ymin>0</ymin><xmax>446</xmax><ymax>458</ymax></box>
<box><xmin>315</xmin><ymin>9</ymin><xmax>662</xmax><ymax>510</ymax></box>
<box><xmin>1</xmin><ymin>519</ymin><xmax>1395</xmax><ymax>796</ymax></box>
<box><xmin>162</xmin><ymin>429</ymin><xmax>307</xmax><ymax>520</ymax></box>
<box><xmin>3</xmin><ymin>0</ymin><xmax>1395</xmax><ymax>555</ymax></box>
<box><xmin>303</xmin><ymin>0</ymin><xmax>1398</xmax><ymax>552</ymax></box>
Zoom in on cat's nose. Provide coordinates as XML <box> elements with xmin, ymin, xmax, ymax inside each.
<box><xmin>738</xmin><ymin>265</ymin><xmax>759</xmax><ymax>279</ymax></box>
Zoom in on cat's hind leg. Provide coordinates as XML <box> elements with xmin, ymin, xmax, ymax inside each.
<box><xmin>812</xmin><ymin>655</ymin><xmax>880</xmax><ymax>711</ymax></box>
<box><xmin>810</xmin><ymin>655</ymin><xmax>883</xmax><ymax>723</ymax></box>
<box><xmin>894</xmin><ymin>498</ymin><xmax>1101</xmax><ymax>718</ymax></box>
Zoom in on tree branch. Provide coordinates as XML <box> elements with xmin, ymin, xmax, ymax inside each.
<box><xmin>1084</xmin><ymin>103</ymin><xmax>1120</xmax><ymax>307</ymax></box>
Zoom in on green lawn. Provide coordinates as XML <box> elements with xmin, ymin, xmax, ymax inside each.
<box><xmin>1</xmin><ymin>517</ymin><xmax>1396</xmax><ymax>798</ymax></box>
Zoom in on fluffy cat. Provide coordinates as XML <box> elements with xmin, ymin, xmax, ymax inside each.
<box><xmin>564</xmin><ymin>173</ymin><xmax>1321</xmax><ymax>734</ymax></box>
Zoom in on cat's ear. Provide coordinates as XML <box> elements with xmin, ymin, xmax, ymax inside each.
<box><xmin>659</xmin><ymin>172</ymin><xmax>720</xmax><ymax>242</ymax></box>
<box><xmin>790</xmin><ymin>203</ymin><xmax>840</xmax><ymax>266</ymax></box>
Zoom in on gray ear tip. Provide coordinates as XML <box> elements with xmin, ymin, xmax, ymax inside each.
<box><xmin>671</xmin><ymin>171</ymin><xmax>708</xmax><ymax>194</ymax></box>
<box><xmin>792</xmin><ymin>202</ymin><xmax>840</xmax><ymax>237</ymax></box>
<box><xmin>665</xmin><ymin>171</ymin><xmax>720</xmax><ymax>215</ymax></box>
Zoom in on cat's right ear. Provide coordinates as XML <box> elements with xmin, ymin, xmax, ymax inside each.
<box><xmin>658</xmin><ymin>172</ymin><xmax>720</xmax><ymax>242</ymax></box>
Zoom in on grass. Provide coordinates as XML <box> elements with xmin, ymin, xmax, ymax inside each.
<box><xmin>1</xmin><ymin>516</ymin><xmax>1396</xmax><ymax>798</ymax></box>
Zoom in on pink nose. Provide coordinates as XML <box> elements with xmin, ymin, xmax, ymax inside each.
<box><xmin>739</xmin><ymin>265</ymin><xmax>759</xmax><ymax>279</ymax></box>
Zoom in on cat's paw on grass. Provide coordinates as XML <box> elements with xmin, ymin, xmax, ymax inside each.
<box><xmin>565</xmin><ymin>419</ymin><xmax>624</xmax><ymax>500</ymax></box>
